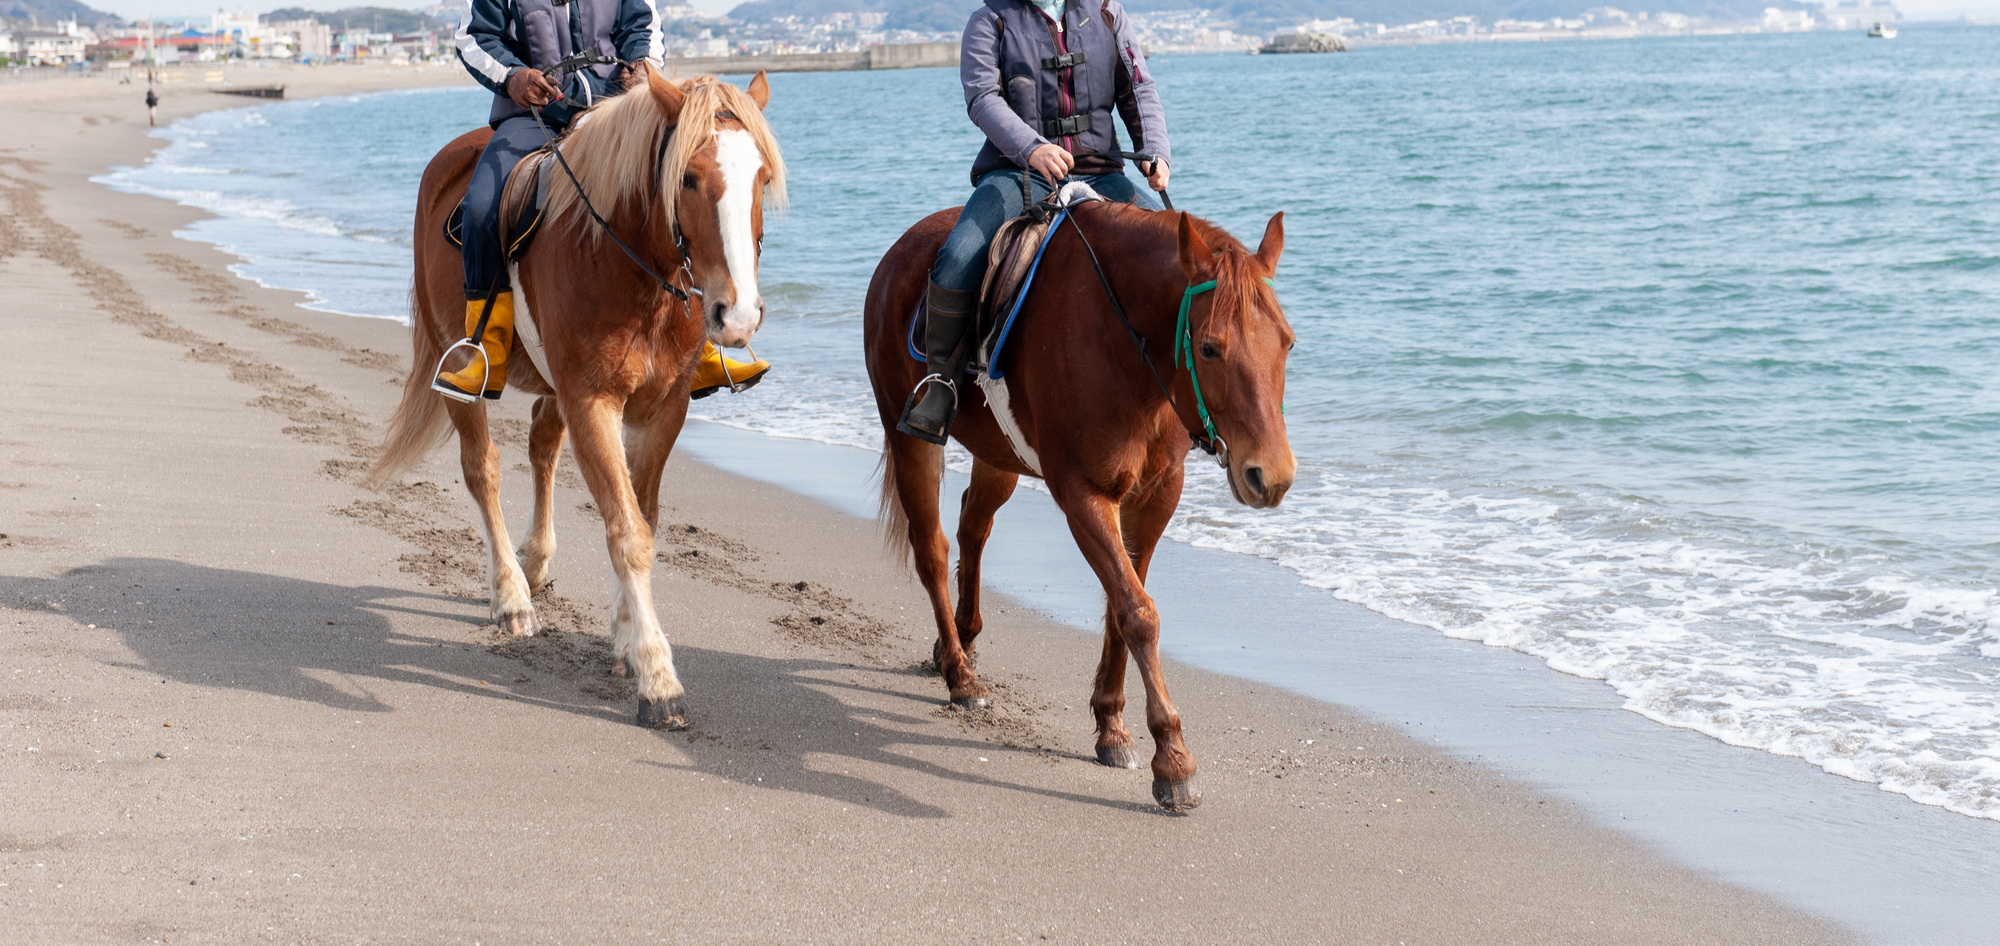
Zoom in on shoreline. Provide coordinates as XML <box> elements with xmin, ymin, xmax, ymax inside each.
<box><xmin>675</xmin><ymin>422</ymin><xmax>2000</xmax><ymax>945</ymax></box>
<box><xmin>0</xmin><ymin>64</ymin><xmax>1874</xmax><ymax>942</ymax></box>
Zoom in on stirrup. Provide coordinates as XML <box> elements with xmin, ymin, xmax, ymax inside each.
<box><xmin>430</xmin><ymin>336</ymin><xmax>490</xmax><ymax>404</ymax></box>
<box><xmin>896</xmin><ymin>372</ymin><xmax>959</xmax><ymax>445</ymax></box>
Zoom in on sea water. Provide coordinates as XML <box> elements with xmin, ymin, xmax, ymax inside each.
<box><xmin>99</xmin><ymin>28</ymin><xmax>2000</xmax><ymax>821</ymax></box>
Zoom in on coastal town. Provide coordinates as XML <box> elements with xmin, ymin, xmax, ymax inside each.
<box><xmin>0</xmin><ymin>0</ymin><xmax>1922</xmax><ymax>71</ymax></box>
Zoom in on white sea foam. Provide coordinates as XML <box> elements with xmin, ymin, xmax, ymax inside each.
<box><xmin>1166</xmin><ymin>463</ymin><xmax>2000</xmax><ymax>820</ymax></box>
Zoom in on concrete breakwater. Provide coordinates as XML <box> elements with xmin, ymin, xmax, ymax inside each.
<box><xmin>658</xmin><ymin>42</ymin><xmax>958</xmax><ymax>75</ymax></box>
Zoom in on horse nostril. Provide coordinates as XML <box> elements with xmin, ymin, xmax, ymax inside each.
<box><xmin>709</xmin><ymin>301</ymin><xmax>725</xmax><ymax>325</ymax></box>
<box><xmin>1243</xmin><ymin>464</ymin><xmax>1266</xmax><ymax>502</ymax></box>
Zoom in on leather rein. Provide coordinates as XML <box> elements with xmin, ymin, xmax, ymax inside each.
<box><xmin>1060</xmin><ymin>203</ymin><xmax>1269</xmax><ymax>469</ymax></box>
<box><xmin>524</xmin><ymin>61</ymin><xmax>740</xmax><ymax>320</ymax></box>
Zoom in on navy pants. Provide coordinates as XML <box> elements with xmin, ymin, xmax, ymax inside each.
<box><xmin>462</xmin><ymin>115</ymin><xmax>559</xmax><ymax>300</ymax></box>
<box><xmin>931</xmin><ymin>168</ymin><xmax>1163</xmax><ymax>293</ymax></box>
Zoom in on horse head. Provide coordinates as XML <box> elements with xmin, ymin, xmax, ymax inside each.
<box><xmin>1175</xmin><ymin>211</ymin><xmax>1297</xmax><ymax>509</ymax></box>
<box><xmin>643</xmin><ymin>66</ymin><xmax>786</xmax><ymax>349</ymax></box>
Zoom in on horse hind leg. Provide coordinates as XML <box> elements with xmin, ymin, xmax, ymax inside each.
<box><xmin>1091</xmin><ymin>616</ymin><xmax>1141</xmax><ymax>769</ymax></box>
<box><xmin>565</xmin><ymin>395</ymin><xmax>687</xmax><ymax>729</ymax></box>
<box><xmin>445</xmin><ymin>398</ymin><xmax>538</xmax><ymax>636</ymax></box>
<box><xmin>518</xmin><ymin>395</ymin><xmax>565</xmax><ymax>593</ymax></box>
<box><xmin>949</xmin><ymin>458</ymin><xmax>1018</xmax><ymax>666</ymax></box>
<box><xmin>888</xmin><ymin>436</ymin><xmax>986</xmax><ymax>709</ymax></box>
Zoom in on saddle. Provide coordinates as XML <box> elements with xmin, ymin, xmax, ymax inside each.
<box><xmin>908</xmin><ymin>182</ymin><xmax>1106</xmax><ymax>379</ymax></box>
<box><xmin>442</xmin><ymin>145</ymin><xmax>559</xmax><ymax>261</ymax></box>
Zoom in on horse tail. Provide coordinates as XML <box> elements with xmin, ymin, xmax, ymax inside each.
<box><xmin>875</xmin><ymin>448</ymin><xmax>913</xmax><ymax>571</ymax></box>
<box><xmin>365</xmin><ymin>284</ymin><xmax>453</xmax><ymax>488</ymax></box>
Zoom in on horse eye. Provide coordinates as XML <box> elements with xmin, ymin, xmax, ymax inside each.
<box><xmin>1198</xmin><ymin>342</ymin><xmax>1221</xmax><ymax>360</ymax></box>
<box><xmin>682</xmin><ymin>174</ymin><xmax>697</xmax><ymax>190</ymax></box>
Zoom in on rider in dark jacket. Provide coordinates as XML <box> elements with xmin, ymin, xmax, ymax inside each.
<box><xmin>436</xmin><ymin>0</ymin><xmax>767</xmax><ymax>402</ymax></box>
<box><xmin>899</xmin><ymin>0</ymin><xmax>1172</xmax><ymax>443</ymax></box>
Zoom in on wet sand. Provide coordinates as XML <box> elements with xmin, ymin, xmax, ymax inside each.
<box><xmin>0</xmin><ymin>64</ymin><xmax>1852</xmax><ymax>943</ymax></box>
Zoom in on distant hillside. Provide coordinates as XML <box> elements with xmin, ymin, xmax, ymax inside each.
<box><xmin>262</xmin><ymin>6</ymin><xmax>451</xmax><ymax>33</ymax></box>
<box><xmin>726</xmin><ymin>0</ymin><xmax>1813</xmax><ymax>31</ymax></box>
<box><xmin>0</xmin><ymin>0</ymin><xmax>117</xmax><ymax>27</ymax></box>
<box><xmin>725</xmin><ymin>0</ymin><xmax>973</xmax><ymax>32</ymax></box>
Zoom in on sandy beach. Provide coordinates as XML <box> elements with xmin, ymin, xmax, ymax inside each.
<box><xmin>0</xmin><ymin>63</ymin><xmax>1856</xmax><ymax>943</ymax></box>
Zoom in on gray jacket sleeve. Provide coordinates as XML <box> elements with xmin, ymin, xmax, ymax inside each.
<box><xmin>961</xmin><ymin>9</ymin><xmax>1050</xmax><ymax>168</ymax></box>
<box><xmin>1105</xmin><ymin>0</ymin><xmax>1169</xmax><ymax>165</ymax></box>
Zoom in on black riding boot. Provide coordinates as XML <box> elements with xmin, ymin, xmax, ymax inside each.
<box><xmin>897</xmin><ymin>280</ymin><xmax>979</xmax><ymax>445</ymax></box>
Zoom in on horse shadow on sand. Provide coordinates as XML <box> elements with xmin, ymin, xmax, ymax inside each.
<box><xmin>0</xmin><ymin>557</ymin><xmax>1150</xmax><ymax>818</ymax></box>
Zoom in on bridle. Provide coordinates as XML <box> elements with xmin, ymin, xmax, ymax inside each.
<box><xmin>1064</xmin><ymin>206</ymin><xmax>1274</xmax><ymax>470</ymax></box>
<box><xmin>524</xmin><ymin>57</ymin><xmax>760</xmax><ymax>323</ymax></box>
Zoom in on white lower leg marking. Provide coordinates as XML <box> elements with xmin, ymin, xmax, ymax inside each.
<box><xmin>713</xmin><ymin>129</ymin><xmax>763</xmax><ymax>340</ymax></box>
<box><xmin>976</xmin><ymin>374</ymin><xmax>1042</xmax><ymax>477</ymax></box>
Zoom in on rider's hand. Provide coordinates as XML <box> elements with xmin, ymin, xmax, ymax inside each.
<box><xmin>506</xmin><ymin>68</ymin><xmax>561</xmax><ymax>109</ymax></box>
<box><xmin>1027</xmin><ymin>143</ymin><xmax>1074</xmax><ymax>189</ymax></box>
<box><xmin>1145</xmin><ymin>157</ymin><xmax>1170</xmax><ymax>192</ymax></box>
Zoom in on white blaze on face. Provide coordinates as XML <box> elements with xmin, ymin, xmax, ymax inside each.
<box><xmin>711</xmin><ymin>128</ymin><xmax>764</xmax><ymax>347</ymax></box>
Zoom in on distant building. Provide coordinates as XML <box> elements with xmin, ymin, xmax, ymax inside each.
<box><xmin>14</xmin><ymin>30</ymin><xmax>87</xmax><ymax>64</ymax></box>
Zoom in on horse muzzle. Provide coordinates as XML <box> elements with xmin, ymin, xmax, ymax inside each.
<box><xmin>706</xmin><ymin>296</ymin><xmax>764</xmax><ymax>349</ymax></box>
<box><xmin>1229</xmin><ymin>456</ymin><xmax>1294</xmax><ymax>510</ymax></box>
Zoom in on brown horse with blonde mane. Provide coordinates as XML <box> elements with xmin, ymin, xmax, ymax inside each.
<box><xmin>864</xmin><ymin>199</ymin><xmax>1295</xmax><ymax>810</ymax></box>
<box><xmin>370</xmin><ymin>64</ymin><xmax>786</xmax><ymax>731</ymax></box>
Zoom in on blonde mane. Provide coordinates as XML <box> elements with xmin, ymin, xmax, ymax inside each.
<box><xmin>543</xmin><ymin>72</ymin><xmax>787</xmax><ymax>242</ymax></box>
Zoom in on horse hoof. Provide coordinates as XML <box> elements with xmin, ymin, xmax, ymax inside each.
<box><xmin>1096</xmin><ymin>745</ymin><xmax>1144</xmax><ymax>769</ymax></box>
<box><xmin>637</xmin><ymin>696</ymin><xmax>690</xmax><ymax>730</ymax></box>
<box><xmin>609</xmin><ymin>659</ymin><xmax>629</xmax><ymax>678</ymax></box>
<box><xmin>1152</xmin><ymin>776</ymin><xmax>1202</xmax><ymax>811</ymax></box>
<box><xmin>950</xmin><ymin>695</ymin><xmax>989</xmax><ymax>711</ymax></box>
<box><xmin>497</xmin><ymin>610</ymin><xmax>538</xmax><ymax>637</ymax></box>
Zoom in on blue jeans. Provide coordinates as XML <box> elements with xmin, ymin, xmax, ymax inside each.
<box><xmin>931</xmin><ymin>168</ymin><xmax>1164</xmax><ymax>293</ymax></box>
<box><xmin>462</xmin><ymin>115</ymin><xmax>559</xmax><ymax>299</ymax></box>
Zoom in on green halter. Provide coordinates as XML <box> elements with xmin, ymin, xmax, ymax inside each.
<box><xmin>1173</xmin><ymin>277</ymin><xmax>1275</xmax><ymax>462</ymax></box>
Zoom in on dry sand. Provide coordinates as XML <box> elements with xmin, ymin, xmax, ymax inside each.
<box><xmin>0</xmin><ymin>63</ymin><xmax>1853</xmax><ymax>943</ymax></box>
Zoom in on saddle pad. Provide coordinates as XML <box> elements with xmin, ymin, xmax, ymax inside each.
<box><xmin>441</xmin><ymin>148</ymin><xmax>555</xmax><ymax>258</ymax></box>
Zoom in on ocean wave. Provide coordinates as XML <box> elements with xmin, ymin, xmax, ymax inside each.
<box><xmin>1166</xmin><ymin>466</ymin><xmax>2000</xmax><ymax>820</ymax></box>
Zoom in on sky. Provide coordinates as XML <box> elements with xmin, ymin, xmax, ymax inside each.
<box><xmin>83</xmin><ymin>0</ymin><xmax>2000</xmax><ymax>25</ymax></box>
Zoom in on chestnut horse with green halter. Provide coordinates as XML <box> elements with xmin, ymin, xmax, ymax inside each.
<box><xmin>864</xmin><ymin>200</ymin><xmax>1295</xmax><ymax>810</ymax></box>
<box><xmin>370</xmin><ymin>65</ymin><xmax>786</xmax><ymax>731</ymax></box>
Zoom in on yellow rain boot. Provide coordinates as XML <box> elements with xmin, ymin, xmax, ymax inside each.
<box><xmin>689</xmin><ymin>341</ymin><xmax>770</xmax><ymax>400</ymax></box>
<box><xmin>432</xmin><ymin>292</ymin><xmax>514</xmax><ymax>403</ymax></box>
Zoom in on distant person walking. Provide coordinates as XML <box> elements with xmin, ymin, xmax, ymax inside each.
<box><xmin>145</xmin><ymin>88</ymin><xmax>158</xmax><ymax>127</ymax></box>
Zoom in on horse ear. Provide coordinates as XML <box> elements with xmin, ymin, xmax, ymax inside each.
<box><xmin>746</xmin><ymin>71</ymin><xmax>771</xmax><ymax>110</ymax></box>
<box><xmin>646</xmin><ymin>63</ymin><xmax>685</xmax><ymax>124</ymax></box>
<box><xmin>1255</xmin><ymin>211</ymin><xmax>1285</xmax><ymax>272</ymax></box>
<box><xmin>1176</xmin><ymin>212</ymin><xmax>1214</xmax><ymax>280</ymax></box>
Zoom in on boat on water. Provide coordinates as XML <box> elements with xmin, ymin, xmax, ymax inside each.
<box><xmin>1867</xmin><ymin>21</ymin><xmax>1897</xmax><ymax>38</ymax></box>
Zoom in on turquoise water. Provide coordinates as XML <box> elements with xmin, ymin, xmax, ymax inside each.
<box><xmin>99</xmin><ymin>28</ymin><xmax>2000</xmax><ymax>819</ymax></box>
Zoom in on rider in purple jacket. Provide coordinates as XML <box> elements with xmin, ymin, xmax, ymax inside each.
<box><xmin>899</xmin><ymin>0</ymin><xmax>1172</xmax><ymax>444</ymax></box>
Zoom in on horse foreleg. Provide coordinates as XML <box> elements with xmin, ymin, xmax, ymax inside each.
<box><xmin>625</xmin><ymin>395</ymin><xmax>690</xmax><ymax>533</ymax></box>
<box><xmin>445</xmin><ymin>399</ymin><xmax>538</xmax><ymax>636</ymax></box>
<box><xmin>564</xmin><ymin>394</ymin><xmax>687</xmax><ymax>729</ymax></box>
<box><xmin>519</xmin><ymin>395</ymin><xmax>566</xmax><ymax>593</ymax></box>
<box><xmin>889</xmin><ymin>436</ymin><xmax>986</xmax><ymax>708</ymax></box>
<box><xmin>951</xmin><ymin>458</ymin><xmax>1018</xmax><ymax>658</ymax></box>
<box><xmin>1093</xmin><ymin>449</ymin><xmax>1186</xmax><ymax>771</ymax></box>
<box><xmin>1055</xmin><ymin>485</ymin><xmax>1198</xmax><ymax>811</ymax></box>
